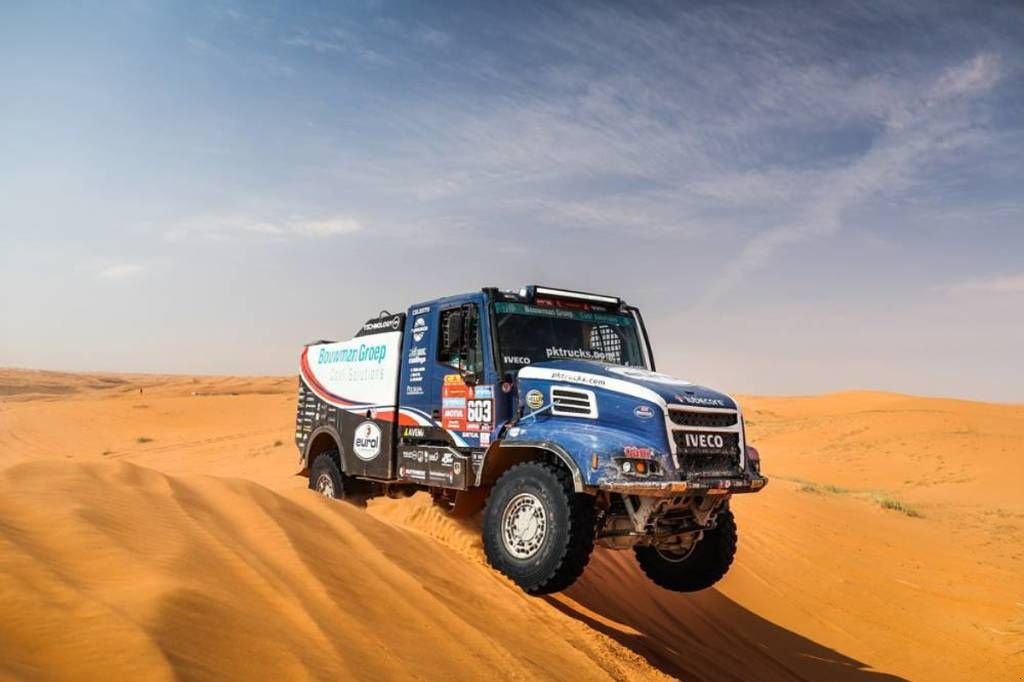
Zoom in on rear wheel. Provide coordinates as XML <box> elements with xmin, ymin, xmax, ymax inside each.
<box><xmin>308</xmin><ymin>452</ymin><xmax>367</xmax><ymax>507</ymax></box>
<box><xmin>634</xmin><ymin>508</ymin><xmax>737</xmax><ymax>592</ymax></box>
<box><xmin>483</xmin><ymin>461</ymin><xmax>595</xmax><ymax>595</ymax></box>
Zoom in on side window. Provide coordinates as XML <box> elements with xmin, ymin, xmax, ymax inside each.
<box><xmin>438</xmin><ymin>306</ymin><xmax>483</xmax><ymax>373</ymax></box>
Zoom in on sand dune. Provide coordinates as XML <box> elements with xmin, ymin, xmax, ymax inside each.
<box><xmin>0</xmin><ymin>460</ymin><xmax>664</xmax><ymax>680</ymax></box>
<box><xmin>0</xmin><ymin>369</ymin><xmax>1021</xmax><ymax>680</ymax></box>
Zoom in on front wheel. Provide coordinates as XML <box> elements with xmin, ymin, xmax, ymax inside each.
<box><xmin>634</xmin><ymin>508</ymin><xmax>737</xmax><ymax>592</ymax></box>
<box><xmin>483</xmin><ymin>461</ymin><xmax>595</xmax><ymax>595</ymax></box>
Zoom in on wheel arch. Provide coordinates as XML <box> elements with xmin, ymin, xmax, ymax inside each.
<box><xmin>303</xmin><ymin>426</ymin><xmax>344</xmax><ymax>472</ymax></box>
<box><xmin>480</xmin><ymin>441</ymin><xmax>585</xmax><ymax>492</ymax></box>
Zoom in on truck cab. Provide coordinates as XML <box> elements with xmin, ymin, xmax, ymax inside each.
<box><xmin>295</xmin><ymin>285</ymin><xmax>767</xmax><ymax>594</ymax></box>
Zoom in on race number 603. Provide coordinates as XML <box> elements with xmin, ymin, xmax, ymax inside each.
<box><xmin>466</xmin><ymin>399</ymin><xmax>492</xmax><ymax>425</ymax></box>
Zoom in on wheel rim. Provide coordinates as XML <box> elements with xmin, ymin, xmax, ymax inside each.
<box><xmin>654</xmin><ymin>535</ymin><xmax>699</xmax><ymax>563</ymax></box>
<box><xmin>315</xmin><ymin>473</ymin><xmax>335</xmax><ymax>498</ymax></box>
<box><xmin>501</xmin><ymin>492</ymin><xmax>547</xmax><ymax>559</ymax></box>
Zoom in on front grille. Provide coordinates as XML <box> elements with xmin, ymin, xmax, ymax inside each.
<box><xmin>668</xmin><ymin>409</ymin><xmax>737</xmax><ymax>428</ymax></box>
<box><xmin>672</xmin><ymin>430</ymin><xmax>741</xmax><ymax>478</ymax></box>
<box><xmin>679</xmin><ymin>453</ymin><xmax>741</xmax><ymax>478</ymax></box>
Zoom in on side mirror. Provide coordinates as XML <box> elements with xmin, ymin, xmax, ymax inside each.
<box><xmin>443</xmin><ymin>312</ymin><xmax>464</xmax><ymax>354</ymax></box>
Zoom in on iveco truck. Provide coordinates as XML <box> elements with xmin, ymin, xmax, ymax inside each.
<box><xmin>294</xmin><ymin>285</ymin><xmax>767</xmax><ymax>594</ymax></box>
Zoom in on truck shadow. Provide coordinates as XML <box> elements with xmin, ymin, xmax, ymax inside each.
<box><xmin>549</xmin><ymin>549</ymin><xmax>906</xmax><ymax>682</ymax></box>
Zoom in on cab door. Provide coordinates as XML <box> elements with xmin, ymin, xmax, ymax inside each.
<box><xmin>398</xmin><ymin>294</ymin><xmax>501</xmax><ymax>450</ymax></box>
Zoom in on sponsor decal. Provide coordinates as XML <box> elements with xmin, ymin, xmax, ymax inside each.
<box><xmin>500</xmin><ymin>381</ymin><xmax>513</xmax><ymax>393</ymax></box>
<box><xmin>303</xmin><ymin>334</ymin><xmax>402</xmax><ymax>407</ymax></box>
<box><xmin>550</xmin><ymin>371</ymin><xmax>607</xmax><ymax>388</ymax></box>
<box><xmin>675</xmin><ymin>394</ymin><xmax>726</xmax><ymax>408</ymax></box>
<box><xmin>633</xmin><ymin>405</ymin><xmax>655</xmax><ymax>419</ymax></box>
<box><xmin>410</xmin><ymin>305</ymin><xmax>431</xmax><ymax>315</ymax></box>
<box><xmin>608</xmin><ymin>366</ymin><xmax>691</xmax><ymax>386</ymax></box>
<box><xmin>623</xmin><ymin>446</ymin><xmax>654</xmax><ymax>459</ymax></box>
<box><xmin>407</xmin><ymin>347</ymin><xmax>427</xmax><ymax>364</ymax></box>
<box><xmin>399</xmin><ymin>446</ymin><xmax>467</xmax><ymax>487</ymax></box>
<box><xmin>683</xmin><ymin>433</ymin><xmax>725</xmax><ymax>449</ymax></box>
<box><xmin>545</xmin><ymin>346</ymin><xmax>617</xmax><ymax>362</ymax></box>
<box><xmin>404</xmin><ymin>449</ymin><xmax>426</xmax><ymax>463</ymax></box>
<box><xmin>503</xmin><ymin>355</ymin><xmax>532</xmax><ymax>366</ymax></box>
<box><xmin>508</xmin><ymin>427</ymin><xmax>522</xmax><ymax>437</ymax></box>
<box><xmin>352</xmin><ymin>421</ymin><xmax>382</xmax><ymax>461</ymax></box>
<box><xmin>525</xmin><ymin>389</ymin><xmax>544</xmax><ymax>410</ymax></box>
<box><xmin>480</xmin><ymin>432</ymin><xmax>491</xmax><ymax>446</ymax></box>
<box><xmin>406</xmin><ymin>385</ymin><xmax>424</xmax><ymax>396</ymax></box>
<box><xmin>403</xmin><ymin>427</ymin><xmax>426</xmax><ymax>438</ymax></box>
<box><xmin>359</xmin><ymin>314</ymin><xmax>402</xmax><ymax>335</ymax></box>
<box><xmin>412</xmin><ymin>317</ymin><xmax>428</xmax><ymax>343</ymax></box>
<box><xmin>318</xmin><ymin>343</ymin><xmax>388</xmax><ymax>364</ymax></box>
<box><xmin>494</xmin><ymin>302</ymin><xmax>632</xmax><ymax>326</ymax></box>
<box><xmin>441</xmin><ymin>375</ymin><xmax>492</xmax><ymax>431</ymax></box>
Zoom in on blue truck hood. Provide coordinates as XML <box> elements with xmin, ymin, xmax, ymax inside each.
<box><xmin>518</xmin><ymin>360</ymin><xmax>737</xmax><ymax>410</ymax></box>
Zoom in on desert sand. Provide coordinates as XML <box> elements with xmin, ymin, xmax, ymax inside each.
<box><xmin>0</xmin><ymin>368</ymin><xmax>1021</xmax><ymax>680</ymax></box>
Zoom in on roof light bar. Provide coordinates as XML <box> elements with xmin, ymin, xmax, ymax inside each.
<box><xmin>533</xmin><ymin>286</ymin><xmax>620</xmax><ymax>306</ymax></box>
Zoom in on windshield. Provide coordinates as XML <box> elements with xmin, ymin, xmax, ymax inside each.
<box><xmin>493</xmin><ymin>302</ymin><xmax>647</xmax><ymax>372</ymax></box>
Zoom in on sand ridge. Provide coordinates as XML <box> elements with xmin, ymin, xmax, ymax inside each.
<box><xmin>0</xmin><ymin>369</ymin><xmax>1021</xmax><ymax>680</ymax></box>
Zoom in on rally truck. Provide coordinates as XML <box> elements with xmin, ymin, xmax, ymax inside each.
<box><xmin>295</xmin><ymin>285</ymin><xmax>767</xmax><ymax>594</ymax></box>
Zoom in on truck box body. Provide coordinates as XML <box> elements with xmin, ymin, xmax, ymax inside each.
<box><xmin>296</xmin><ymin>313</ymin><xmax>406</xmax><ymax>480</ymax></box>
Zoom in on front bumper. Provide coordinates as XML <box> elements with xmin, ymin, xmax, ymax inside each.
<box><xmin>594</xmin><ymin>474</ymin><xmax>768</xmax><ymax>497</ymax></box>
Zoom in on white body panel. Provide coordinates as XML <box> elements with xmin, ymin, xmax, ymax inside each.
<box><xmin>302</xmin><ymin>331</ymin><xmax>402</xmax><ymax>407</ymax></box>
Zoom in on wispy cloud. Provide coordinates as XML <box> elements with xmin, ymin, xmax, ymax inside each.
<box><xmin>416</xmin><ymin>26</ymin><xmax>450</xmax><ymax>48</ymax></box>
<box><xmin>943</xmin><ymin>272</ymin><xmax>1024</xmax><ymax>294</ymax></box>
<box><xmin>165</xmin><ymin>214</ymin><xmax>363</xmax><ymax>242</ymax></box>
<box><xmin>284</xmin><ymin>27</ymin><xmax>391</xmax><ymax>65</ymax></box>
<box><xmin>694</xmin><ymin>52</ymin><xmax>1004</xmax><ymax>309</ymax></box>
<box><xmin>317</xmin><ymin>4</ymin><xmax>1018</xmax><ymax>258</ymax></box>
<box><xmin>932</xmin><ymin>53</ymin><xmax>1001</xmax><ymax>100</ymax></box>
<box><xmin>96</xmin><ymin>264</ymin><xmax>145</xmax><ymax>280</ymax></box>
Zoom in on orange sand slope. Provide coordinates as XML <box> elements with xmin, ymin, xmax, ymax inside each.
<box><xmin>0</xmin><ymin>368</ymin><xmax>1022</xmax><ymax>681</ymax></box>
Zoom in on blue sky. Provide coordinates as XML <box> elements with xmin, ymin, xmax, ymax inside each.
<box><xmin>2</xmin><ymin>1</ymin><xmax>1022</xmax><ymax>401</ymax></box>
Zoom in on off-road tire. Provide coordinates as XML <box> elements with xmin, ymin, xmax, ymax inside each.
<box><xmin>634</xmin><ymin>508</ymin><xmax>737</xmax><ymax>592</ymax></box>
<box><xmin>483</xmin><ymin>461</ymin><xmax>596</xmax><ymax>595</ymax></box>
<box><xmin>308</xmin><ymin>452</ymin><xmax>367</xmax><ymax>507</ymax></box>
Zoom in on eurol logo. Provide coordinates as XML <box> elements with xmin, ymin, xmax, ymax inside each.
<box><xmin>633</xmin><ymin>405</ymin><xmax>655</xmax><ymax>419</ymax></box>
<box><xmin>352</xmin><ymin>421</ymin><xmax>382</xmax><ymax>461</ymax></box>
